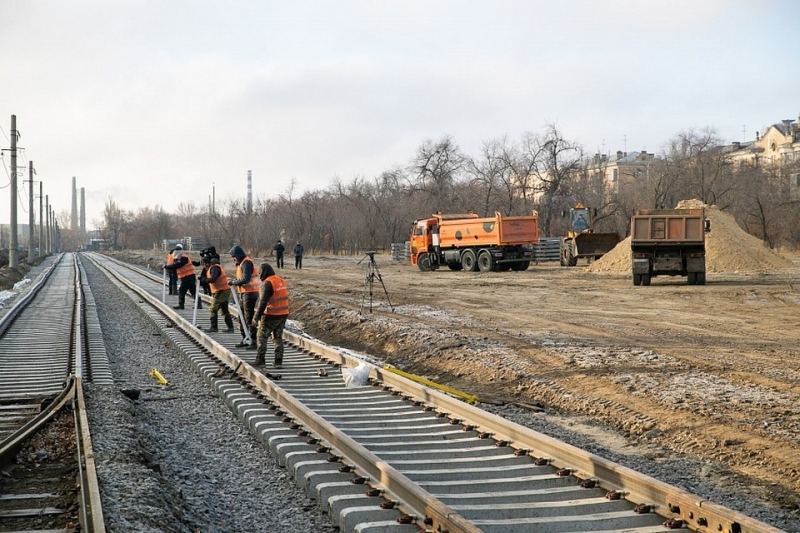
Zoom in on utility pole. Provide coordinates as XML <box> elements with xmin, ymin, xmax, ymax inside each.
<box><xmin>9</xmin><ymin>115</ymin><xmax>18</xmax><ymax>268</ymax></box>
<box><xmin>45</xmin><ymin>195</ymin><xmax>50</xmax><ymax>254</ymax></box>
<box><xmin>38</xmin><ymin>182</ymin><xmax>43</xmax><ymax>258</ymax></box>
<box><xmin>28</xmin><ymin>161</ymin><xmax>35</xmax><ymax>258</ymax></box>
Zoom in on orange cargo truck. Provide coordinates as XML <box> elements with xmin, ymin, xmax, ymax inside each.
<box><xmin>630</xmin><ymin>208</ymin><xmax>710</xmax><ymax>286</ymax></box>
<box><xmin>410</xmin><ymin>211</ymin><xmax>539</xmax><ymax>272</ymax></box>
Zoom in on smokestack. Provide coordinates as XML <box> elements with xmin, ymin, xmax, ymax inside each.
<box><xmin>71</xmin><ymin>176</ymin><xmax>78</xmax><ymax>231</ymax></box>
<box><xmin>247</xmin><ymin>170</ymin><xmax>252</xmax><ymax>213</ymax></box>
<box><xmin>80</xmin><ymin>187</ymin><xmax>86</xmax><ymax>236</ymax></box>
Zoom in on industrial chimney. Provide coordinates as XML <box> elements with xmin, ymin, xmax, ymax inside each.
<box><xmin>80</xmin><ymin>187</ymin><xmax>86</xmax><ymax>236</ymax></box>
<box><xmin>71</xmin><ymin>177</ymin><xmax>78</xmax><ymax>231</ymax></box>
<box><xmin>247</xmin><ymin>170</ymin><xmax>252</xmax><ymax>214</ymax></box>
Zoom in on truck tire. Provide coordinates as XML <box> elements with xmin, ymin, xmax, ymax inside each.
<box><xmin>560</xmin><ymin>241</ymin><xmax>569</xmax><ymax>266</ymax></box>
<box><xmin>461</xmin><ymin>249</ymin><xmax>478</xmax><ymax>272</ymax></box>
<box><xmin>477</xmin><ymin>250</ymin><xmax>495</xmax><ymax>272</ymax></box>
<box><xmin>511</xmin><ymin>261</ymin><xmax>529</xmax><ymax>271</ymax></box>
<box><xmin>446</xmin><ymin>261</ymin><xmax>463</xmax><ymax>271</ymax></box>
<box><xmin>642</xmin><ymin>274</ymin><xmax>651</xmax><ymax>286</ymax></box>
<box><xmin>417</xmin><ymin>253</ymin><xmax>433</xmax><ymax>272</ymax></box>
<box><xmin>633</xmin><ymin>274</ymin><xmax>642</xmax><ymax>286</ymax></box>
<box><xmin>561</xmin><ymin>240</ymin><xmax>577</xmax><ymax>266</ymax></box>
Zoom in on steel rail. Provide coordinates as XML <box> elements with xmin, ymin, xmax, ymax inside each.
<box><xmin>75</xmin><ymin>377</ymin><xmax>106</xmax><ymax>532</ymax></box>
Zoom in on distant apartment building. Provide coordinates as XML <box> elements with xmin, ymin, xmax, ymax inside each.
<box><xmin>727</xmin><ymin>115</ymin><xmax>800</xmax><ymax>200</ymax></box>
<box><xmin>586</xmin><ymin>150</ymin><xmax>658</xmax><ymax>194</ymax></box>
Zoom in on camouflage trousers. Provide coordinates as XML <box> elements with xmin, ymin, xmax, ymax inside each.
<box><xmin>256</xmin><ymin>315</ymin><xmax>287</xmax><ymax>364</ymax></box>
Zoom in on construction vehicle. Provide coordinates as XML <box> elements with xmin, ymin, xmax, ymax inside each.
<box><xmin>560</xmin><ymin>204</ymin><xmax>620</xmax><ymax>266</ymax></box>
<box><xmin>630</xmin><ymin>207</ymin><xmax>710</xmax><ymax>286</ymax></box>
<box><xmin>410</xmin><ymin>211</ymin><xmax>539</xmax><ymax>272</ymax></box>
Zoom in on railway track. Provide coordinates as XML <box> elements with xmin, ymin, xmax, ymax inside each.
<box><xmin>0</xmin><ymin>254</ymin><xmax>105</xmax><ymax>533</ymax></box>
<box><xmin>84</xmin><ymin>251</ymin><xmax>785</xmax><ymax>533</ymax></box>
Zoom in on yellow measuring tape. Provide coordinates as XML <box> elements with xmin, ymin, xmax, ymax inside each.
<box><xmin>382</xmin><ymin>365</ymin><xmax>479</xmax><ymax>405</ymax></box>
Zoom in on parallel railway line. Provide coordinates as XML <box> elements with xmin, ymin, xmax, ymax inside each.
<box><xmin>0</xmin><ymin>254</ymin><xmax>105</xmax><ymax>533</ymax></box>
<box><xmin>83</xmin><ymin>251</ymin><xmax>785</xmax><ymax>533</ymax></box>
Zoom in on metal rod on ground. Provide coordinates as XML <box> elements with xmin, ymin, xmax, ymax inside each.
<box><xmin>192</xmin><ymin>277</ymin><xmax>200</xmax><ymax>327</ymax></box>
<box><xmin>162</xmin><ymin>268</ymin><xmax>166</xmax><ymax>303</ymax></box>
<box><xmin>228</xmin><ymin>361</ymin><xmax>242</xmax><ymax>378</ymax></box>
<box><xmin>229</xmin><ymin>289</ymin><xmax>251</xmax><ymax>345</ymax></box>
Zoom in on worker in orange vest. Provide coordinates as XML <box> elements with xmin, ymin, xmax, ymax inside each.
<box><xmin>198</xmin><ymin>255</ymin><xmax>235</xmax><ymax>333</ymax></box>
<box><xmin>166</xmin><ymin>246</ymin><xmax>178</xmax><ymax>295</ymax></box>
<box><xmin>228</xmin><ymin>245</ymin><xmax>261</xmax><ymax>348</ymax></box>
<box><xmin>164</xmin><ymin>244</ymin><xmax>201</xmax><ymax>310</ymax></box>
<box><xmin>252</xmin><ymin>262</ymin><xmax>289</xmax><ymax>367</ymax></box>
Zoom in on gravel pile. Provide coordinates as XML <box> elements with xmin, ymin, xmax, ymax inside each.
<box><xmin>82</xmin><ymin>259</ymin><xmax>334</xmax><ymax>533</ymax></box>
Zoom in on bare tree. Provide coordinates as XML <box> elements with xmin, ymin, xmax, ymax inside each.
<box><xmin>465</xmin><ymin>138</ymin><xmax>517</xmax><ymax>216</ymax></box>
<box><xmin>531</xmin><ymin>124</ymin><xmax>585</xmax><ymax>236</ymax></box>
<box><xmin>410</xmin><ymin>136</ymin><xmax>465</xmax><ymax>213</ymax></box>
<box><xmin>664</xmin><ymin>128</ymin><xmax>737</xmax><ymax>207</ymax></box>
<box><xmin>102</xmin><ymin>197</ymin><xmax>131</xmax><ymax>249</ymax></box>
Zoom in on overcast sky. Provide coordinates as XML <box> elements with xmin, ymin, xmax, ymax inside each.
<box><xmin>1</xmin><ymin>1</ymin><xmax>798</xmax><ymax>230</ymax></box>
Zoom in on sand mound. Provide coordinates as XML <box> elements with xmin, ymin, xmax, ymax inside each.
<box><xmin>587</xmin><ymin>200</ymin><xmax>794</xmax><ymax>274</ymax></box>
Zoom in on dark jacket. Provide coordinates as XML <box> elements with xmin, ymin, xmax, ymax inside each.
<box><xmin>273</xmin><ymin>242</ymin><xmax>285</xmax><ymax>256</ymax></box>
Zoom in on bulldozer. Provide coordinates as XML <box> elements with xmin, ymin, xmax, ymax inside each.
<box><xmin>560</xmin><ymin>204</ymin><xmax>621</xmax><ymax>266</ymax></box>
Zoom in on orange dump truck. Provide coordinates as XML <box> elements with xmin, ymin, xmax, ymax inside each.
<box><xmin>630</xmin><ymin>208</ymin><xmax>710</xmax><ymax>286</ymax></box>
<box><xmin>410</xmin><ymin>211</ymin><xmax>539</xmax><ymax>272</ymax></box>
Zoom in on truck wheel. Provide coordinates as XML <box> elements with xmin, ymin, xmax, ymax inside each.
<box><xmin>417</xmin><ymin>254</ymin><xmax>433</xmax><ymax>272</ymax></box>
<box><xmin>446</xmin><ymin>261</ymin><xmax>463</xmax><ymax>271</ymax></box>
<box><xmin>567</xmin><ymin>242</ymin><xmax>578</xmax><ymax>266</ymax></box>
<box><xmin>461</xmin><ymin>249</ymin><xmax>478</xmax><ymax>272</ymax></box>
<box><xmin>559</xmin><ymin>241</ymin><xmax>568</xmax><ymax>266</ymax></box>
<box><xmin>511</xmin><ymin>261</ymin><xmax>529</xmax><ymax>271</ymax></box>
<box><xmin>477</xmin><ymin>250</ymin><xmax>495</xmax><ymax>272</ymax></box>
<box><xmin>633</xmin><ymin>274</ymin><xmax>642</xmax><ymax>286</ymax></box>
<box><xmin>642</xmin><ymin>274</ymin><xmax>651</xmax><ymax>286</ymax></box>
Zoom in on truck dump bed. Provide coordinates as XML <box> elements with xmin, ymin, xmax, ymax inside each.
<box><xmin>631</xmin><ymin>208</ymin><xmax>705</xmax><ymax>244</ymax></box>
<box><xmin>438</xmin><ymin>212</ymin><xmax>539</xmax><ymax>247</ymax></box>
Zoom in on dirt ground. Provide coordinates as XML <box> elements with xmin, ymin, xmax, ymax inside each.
<box><xmin>117</xmin><ymin>238</ymin><xmax>800</xmax><ymax>514</ymax></box>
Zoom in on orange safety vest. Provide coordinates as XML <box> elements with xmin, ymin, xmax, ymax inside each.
<box><xmin>209</xmin><ymin>265</ymin><xmax>230</xmax><ymax>294</ymax></box>
<box><xmin>166</xmin><ymin>253</ymin><xmax>174</xmax><ymax>266</ymax></box>
<box><xmin>236</xmin><ymin>257</ymin><xmax>261</xmax><ymax>294</ymax></box>
<box><xmin>175</xmin><ymin>254</ymin><xmax>195</xmax><ymax>279</ymax></box>
<box><xmin>263</xmin><ymin>275</ymin><xmax>289</xmax><ymax>316</ymax></box>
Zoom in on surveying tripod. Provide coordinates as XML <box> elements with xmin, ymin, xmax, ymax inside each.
<box><xmin>358</xmin><ymin>251</ymin><xmax>394</xmax><ymax>314</ymax></box>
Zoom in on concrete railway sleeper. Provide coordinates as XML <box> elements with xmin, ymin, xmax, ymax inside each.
<box><xmin>81</xmin><ymin>251</ymin><xmax>786</xmax><ymax>533</ymax></box>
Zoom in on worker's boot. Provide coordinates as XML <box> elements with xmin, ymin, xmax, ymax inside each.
<box><xmin>223</xmin><ymin>315</ymin><xmax>235</xmax><ymax>333</ymax></box>
<box><xmin>273</xmin><ymin>342</ymin><xmax>284</xmax><ymax>368</ymax></box>
<box><xmin>253</xmin><ymin>352</ymin><xmax>266</xmax><ymax>366</ymax></box>
<box><xmin>173</xmin><ymin>296</ymin><xmax>184</xmax><ymax>310</ymax></box>
<box><xmin>204</xmin><ymin>316</ymin><xmax>218</xmax><ymax>333</ymax></box>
